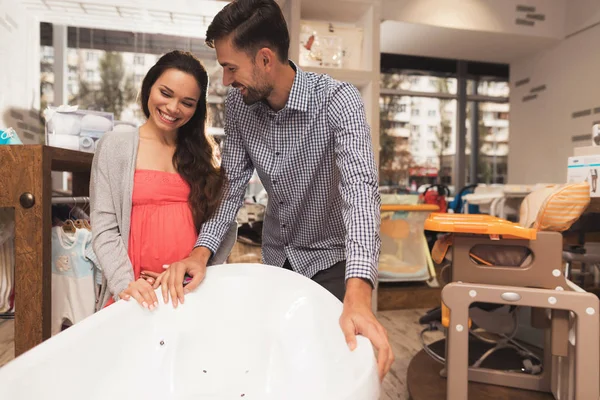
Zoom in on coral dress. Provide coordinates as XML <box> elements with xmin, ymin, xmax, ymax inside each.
<box><xmin>127</xmin><ymin>169</ymin><xmax>198</xmax><ymax>280</ymax></box>
<box><xmin>104</xmin><ymin>169</ymin><xmax>197</xmax><ymax>306</ymax></box>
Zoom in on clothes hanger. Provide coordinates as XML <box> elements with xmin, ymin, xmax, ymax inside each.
<box><xmin>62</xmin><ymin>200</ymin><xmax>77</xmax><ymax>234</ymax></box>
<box><xmin>74</xmin><ymin>219</ymin><xmax>86</xmax><ymax>230</ymax></box>
<box><xmin>82</xmin><ymin>198</ymin><xmax>91</xmax><ymax>230</ymax></box>
<box><xmin>70</xmin><ymin>197</ymin><xmax>91</xmax><ymax>231</ymax></box>
<box><xmin>62</xmin><ymin>218</ymin><xmax>76</xmax><ymax>234</ymax></box>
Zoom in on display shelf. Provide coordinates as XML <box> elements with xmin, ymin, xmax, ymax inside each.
<box><xmin>299</xmin><ymin>19</ymin><xmax>366</xmax><ymax>71</ymax></box>
<box><xmin>296</xmin><ymin>0</ymin><xmax>379</xmax><ymax>73</ymax></box>
<box><xmin>283</xmin><ymin>0</ymin><xmax>381</xmax><ymax>165</ymax></box>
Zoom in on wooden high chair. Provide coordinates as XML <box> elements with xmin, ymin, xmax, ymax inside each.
<box><xmin>425</xmin><ymin>182</ymin><xmax>599</xmax><ymax>400</ymax></box>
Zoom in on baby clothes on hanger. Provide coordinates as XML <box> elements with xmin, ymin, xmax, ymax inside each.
<box><xmin>51</xmin><ymin>225</ymin><xmax>98</xmax><ymax>335</ymax></box>
<box><xmin>52</xmin><ymin>205</ymin><xmax>90</xmax><ymax>227</ymax></box>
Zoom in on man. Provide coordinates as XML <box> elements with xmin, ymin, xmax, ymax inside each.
<box><xmin>157</xmin><ymin>0</ymin><xmax>394</xmax><ymax>380</ymax></box>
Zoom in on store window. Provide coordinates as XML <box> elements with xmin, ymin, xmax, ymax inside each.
<box><xmin>474</xmin><ymin>79</ymin><xmax>509</xmax><ymax>98</ymax></box>
<box><xmin>39</xmin><ymin>24</ymin><xmax>228</xmax><ymax>135</ymax></box>
<box><xmin>465</xmin><ymin>101</ymin><xmax>510</xmax><ymax>184</ymax></box>
<box><xmin>380</xmin><ymin>95</ymin><xmax>457</xmax><ymax>190</ymax></box>
<box><xmin>380</xmin><ymin>56</ymin><xmax>509</xmax><ymax>192</ymax></box>
<box><xmin>380</xmin><ymin>69</ymin><xmax>458</xmax><ymax>191</ymax></box>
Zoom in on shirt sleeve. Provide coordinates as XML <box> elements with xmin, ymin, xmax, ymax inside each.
<box><xmin>90</xmin><ymin>134</ymin><xmax>134</xmax><ymax>298</ymax></box>
<box><xmin>329</xmin><ymin>82</ymin><xmax>381</xmax><ymax>287</ymax></box>
<box><xmin>195</xmin><ymin>91</ymin><xmax>255</xmax><ymax>254</ymax></box>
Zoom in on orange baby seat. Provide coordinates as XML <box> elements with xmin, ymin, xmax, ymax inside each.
<box><xmin>422</xmin><ymin>182</ymin><xmax>599</xmax><ymax>400</ymax></box>
<box><xmin>426</xmin><ymin>182</ymin><xmax>591</xmax><ymax>327</ymax></box>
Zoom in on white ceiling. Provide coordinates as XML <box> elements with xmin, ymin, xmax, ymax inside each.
<box><xmin>381</xmin><ymin>20</ymin><xmax>560</xmax><ymax>64</ymax></box>
<box><xmin>20</xmin><ymin>0</ymin><xmax>229</xmax><ymax>38</ymax></box>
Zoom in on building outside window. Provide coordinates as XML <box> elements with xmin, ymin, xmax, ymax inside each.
<box><xmin>380</xmin><ymin>70</ymin><xmax>457</xmax><ymax>190</ymax></box>
<box><xmin>380</xmin><ymin>57</ymin><xmax>509</xmax><ymax>192</ymax></box>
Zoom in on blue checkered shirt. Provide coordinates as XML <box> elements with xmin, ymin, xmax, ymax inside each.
<box><xmin>196</xmin><ymin>63</ymin><xmax>381</xmax><ymax>286</ymax></box>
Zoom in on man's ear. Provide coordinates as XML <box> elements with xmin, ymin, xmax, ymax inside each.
<box><xmin>256</xmin><ymin>47</ymin><xmax>276</xmax><ymax>71</ymax></box>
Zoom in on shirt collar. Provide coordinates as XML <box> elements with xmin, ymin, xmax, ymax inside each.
<box><xmin>248</xmin><ymin>60</ymin><xmax>309</xmax><ymax>114</ymax></box>
<box><xmin>285</xmin><ymin>60</ymin><xmax>309</xmax><ymax>112</ymax></box>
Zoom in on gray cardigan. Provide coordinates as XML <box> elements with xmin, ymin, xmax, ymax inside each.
<box><xmin>90</xmin><ymin>127</ymin><xmax>237</xmax><ymax>309</ymax></box>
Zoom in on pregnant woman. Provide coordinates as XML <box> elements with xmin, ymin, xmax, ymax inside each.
<box><xmin>90</xmin><ymin>50</ymin><xmax>236</xmax><ymax>310</ymax></box>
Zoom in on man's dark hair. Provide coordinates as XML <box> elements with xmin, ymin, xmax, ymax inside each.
<box><xmin>206</xmin><ymin>0</ymin><xmax>290</xmax><ymax>63</ymax></box>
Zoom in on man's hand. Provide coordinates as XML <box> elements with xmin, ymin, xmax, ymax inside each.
<box><xmin>339</xmin><ymin>278</ymin><xmax>394</xmax><ymax>381</ymax></box>
<box><xmin>153</xmin><ymin>247</ymin><xmax>212</xmax><ymax>308</ymax></box>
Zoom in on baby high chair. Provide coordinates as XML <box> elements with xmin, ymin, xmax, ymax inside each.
<box><xmin>422</xmin><ymin>182</ymin><xmax>599</xmax><ymax>399</ymax></box>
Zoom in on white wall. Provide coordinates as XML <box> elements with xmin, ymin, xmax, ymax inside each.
<box><xmin>508</xmin><ymin>21</ymin><xmax>600</xmax><ymax>184</ymax></box>
<box><xmin>0</xmin><ymin>0</ymin><xmax>42</xmax><ymax>144</ymax></box>
<box><xmin>382</xmin><ymin>0</ymin><xmax>566</xmax><ymax>39</ymax></box>
<box><xmin>565</xmin><ymin>0</ymin><xmax>600</xmax><ymax>36</ymax></box>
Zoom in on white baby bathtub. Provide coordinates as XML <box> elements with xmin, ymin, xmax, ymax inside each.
<box><xmin>0</xmin><ymin>263</ymin><xmax>380</xmax><ymax>400</ymax></box>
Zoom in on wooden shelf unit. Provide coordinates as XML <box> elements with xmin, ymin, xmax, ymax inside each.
<box><xmin>0</xmin><ymin>145</ymin><xmax>93</xmax><ymax>356</ymax></box>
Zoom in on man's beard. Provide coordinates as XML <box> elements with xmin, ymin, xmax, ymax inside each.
<box><xmin>239</xmin><ymin>85</ymin><xmax>268</xmax><ymax>105</ymax></box>
<box><xmin>235</xmin><ymin>69</ymin><xmax>273</xmax><ymax>105</ymax></box>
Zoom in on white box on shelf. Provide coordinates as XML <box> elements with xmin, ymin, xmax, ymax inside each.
<box><xmin>44</xmin><ymin>106</ymin><xmax>114</xmax><ymax>153</ymax></box>
<box><xmin>299</xmin><ymin>20</ymin><xmax>363</xmax><ymax>70</ymax></box>
<box><xmin>567</xmin><ymin>155</ymin><xmax>600</xmax><ymax>197</ymax></box>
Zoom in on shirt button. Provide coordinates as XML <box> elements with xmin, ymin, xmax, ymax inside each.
<box><xmin>279</xmin><ymin>201</ymin><xmax>284</xmax><ymax>205</ymax></box>
<box><xmin>275</xmin><ymin>152</ymin><xmax>280</xmax><ymax>156</ymax></box>
<box><xmin>282</xmin><ymin>224</ymin><xmax>286</xmax><ymax>228</ymax></box>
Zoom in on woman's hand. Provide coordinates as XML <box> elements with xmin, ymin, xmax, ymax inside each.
<box><xmin>119</xmin><ymin>278</ymin><xmax>159</xmax><ymax>310</ymax></box>
<box><xmin>153</xmin><ymin>249</ymin><xmax>209</xmax><ymax>308</ymax></box>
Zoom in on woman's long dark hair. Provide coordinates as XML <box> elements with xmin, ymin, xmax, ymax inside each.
<box><xmin>140</xmin><ymin>50</ymin><xmax>225</xmax><ymax>231</ymax></box>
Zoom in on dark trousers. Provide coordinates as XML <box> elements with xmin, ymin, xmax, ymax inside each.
<box><xmin>283</xmin><ymin>259</ymin><xmax>346</xmax><ymax>302</ymax></box>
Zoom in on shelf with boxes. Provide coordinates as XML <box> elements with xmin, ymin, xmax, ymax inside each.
<box><xmin>44</xmin><ymin>107</ymin><xmax>114</xmax><ymax>154</ymax></box>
